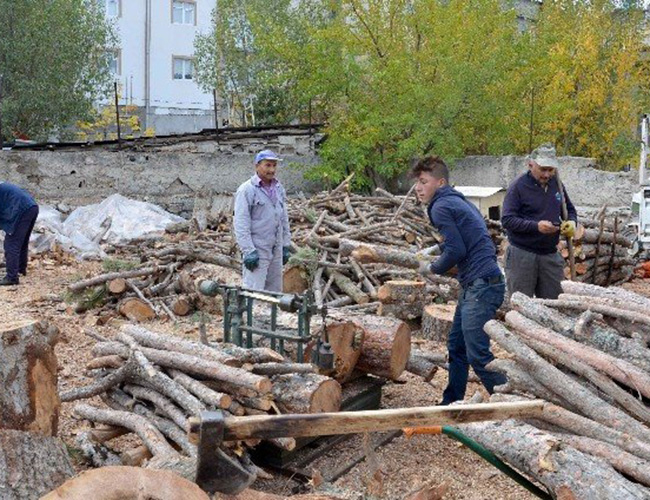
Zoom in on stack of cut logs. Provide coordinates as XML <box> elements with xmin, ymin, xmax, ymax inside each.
<box><xmin>455</xmin><ymin>281</ymin><xmax>650</xmax><ymax>497</ymax></box>
<box><xmin>66</xmin><ymin>315</ymin><xmax>417</xmax><ymax>473</ymax></box>
<box><xmin>68</xmin><ymin>232</ymin><xmax>241</xmax><ymax>322</ymax></box>
<box><xmin>558</xmin><ymin>215</ymin><xmax>634</xmax><ymax>286</ymax></box>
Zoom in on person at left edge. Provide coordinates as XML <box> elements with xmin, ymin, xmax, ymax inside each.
<box><xmin>233</xmin><ymin>150</ymin><xmax>292</xmax><ymax>292</ymax></box>
<box><xmin>0</xmin><ymin>182</ymin><xmax>39</xmax><ymax>286</ymax></box>
<box><xmin>413</xmin><ymin>156</ymin><xmax>507</xmax><ymax>405</ymax></box>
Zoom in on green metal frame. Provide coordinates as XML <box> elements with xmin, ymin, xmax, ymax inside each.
<box><xmin>214</xmin><ymin>285</ymin><xmax>318</xmax><ymax>362</ymax></box>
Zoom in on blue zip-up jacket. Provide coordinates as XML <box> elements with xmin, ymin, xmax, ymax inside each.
<box><xmin>427</xmin><ymin>185</ymin><xmax>501</xmax><ymax>287</ymax></box>
<box><xmin>501</xmin><ymin>171</ymin><xmax>577</xmax><ymax>255</ymax></box>
<box><xmin>0</xmin><ymin>182</ymin><xmax>37</xmax><ymax>235</ymax></box>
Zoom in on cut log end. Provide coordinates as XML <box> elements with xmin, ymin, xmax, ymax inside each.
<box><xmin>119</xmin><ymin>298</ymin><xmax>156</xmax><ymax>323</ymax></box>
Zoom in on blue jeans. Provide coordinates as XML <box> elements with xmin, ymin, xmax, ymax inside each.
<box><xmin>442</xmin><ymin>275</ymin><xmax>507</xmax><ymax>404</ymax></box>
<box><xmin>4</xmin><ymin>205</ymin><xmax>39</xmax><ymax>282</ymax></box>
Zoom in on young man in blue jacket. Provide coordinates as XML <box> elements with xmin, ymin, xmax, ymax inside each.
<box><xmin>414</xmin><ymin>156</ymin><xmax>506</xmax><ymax>405</ymax></box>
<box><xmin>501</xmin><ymin>144</ymin><xmax>577</xmax><ymax>299</ymax></box>
<box><xmin>0</xmin><ymin>182</ymin><xmax>39</xmax><ymax>286</ymax></box>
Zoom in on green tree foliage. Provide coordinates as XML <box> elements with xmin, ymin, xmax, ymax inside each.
<box><xmin>194</xmin><ymin>0</ymin><xmax>311</xmax><ymax>126</ymax></box>
<box><xmin>196</xmin><ymin>0</ymin><xmax>649</xmax><ymax>186</ymax></box>
<box><xmin>0</xmin><ymin>0</ymin><xmax>115</xmax><ymax>141</ymax></box>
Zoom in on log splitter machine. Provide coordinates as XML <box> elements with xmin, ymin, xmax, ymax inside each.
<box><xmin>199</xmin><ymin>281</ymin><xmax>334</xmax><ymax>371</ymax></box>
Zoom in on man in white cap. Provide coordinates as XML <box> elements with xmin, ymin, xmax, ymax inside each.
<box><xmin>233</xmin><ymin>149</ymin><xmax>292</xmax><ymax>292</ymax></box>
<box><xmin>501</xmin><ymin>144</ymin><xmax>577</xmax><ymax>299</ymax></box>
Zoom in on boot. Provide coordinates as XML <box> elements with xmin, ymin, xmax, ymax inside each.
<box><xmin>0</xmin><ymin>276</ymin><xmax>19</xmax><ymax>286</ymax></box>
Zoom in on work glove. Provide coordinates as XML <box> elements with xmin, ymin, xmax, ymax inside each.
<box><xmin>243</xmin><ymin>250</ymin><xmax>260</xmax><ymax>271</ymax></box>
<box><xmin>560</xmin><ymin>220</ymin><xmax>576</xmax><ymax>239</ymax></box>
<box><xmin>418</xmin><ymin>260</ymin><xmax>434</xmax><ymax>276</ymax></box>
<box><xmin>416</xmin><ymin>244</ymin><xmax>441</xmax><ymax>258</ymax></box>
<box><xmin>282</xmin><ymin>246</ymin><xmax>291</xmax><ymax>265</ymax></box>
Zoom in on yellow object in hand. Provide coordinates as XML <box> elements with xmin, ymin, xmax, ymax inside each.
<box><xmin>560</xmin><ymin>220</ymin><xmax>576</xmax><ymax>238</ymax></box>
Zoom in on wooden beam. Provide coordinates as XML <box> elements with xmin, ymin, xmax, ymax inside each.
<box><xmin>189</xmin><ymin>401</ymin><xmax>544</xmax><ymax>441</ymax></box>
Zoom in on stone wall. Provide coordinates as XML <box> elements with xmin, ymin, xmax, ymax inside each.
<box><xmin>1</xmin><ymin>138</ymin><xmax>640</xmax><ymax>217</ymax></box>
<box><xmin>0</xmin><ymin>128</ymin><xmax>320</xmax><ymax>217</ymax></box>
<box><xmin>450</xmin><ymin>155</ymin><xmax>639</xmax><ymax>209</ymax></box>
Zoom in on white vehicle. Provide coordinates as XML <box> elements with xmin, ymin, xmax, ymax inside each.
<box><xmin>629</xmin><ymin>114</ymin><xmax>650</xmax><ymax>256</ymax></box>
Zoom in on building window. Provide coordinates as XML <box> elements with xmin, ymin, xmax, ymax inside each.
<box><xmin>172</xmin><ymin>1</ymin><xmax>196</xmax><ymax>25</ymax></box>
<box><xmin>108</xmin><ymin>49</ymin><xmax>121</xmax><ymax>76</ymax></box>
<box><xmin>104</xmin><ymin>0</ymin><xmax>120</xmax><ymax>17</ymax></box>
<box><xmin>173</xmin><ymin>57</ymin><xmax>194</xmax><ymax>80</ymax></box>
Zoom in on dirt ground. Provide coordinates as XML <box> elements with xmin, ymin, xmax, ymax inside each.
<box><xmin>7</xmin><ymin>254</ymin><xmax>649</xmax><ymax>499</ymax></box>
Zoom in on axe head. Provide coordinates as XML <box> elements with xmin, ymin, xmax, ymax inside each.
<box><xmin>195</xmin><ymin>411</ymin><xmax>257</xmax><ymax>495</ymax></box>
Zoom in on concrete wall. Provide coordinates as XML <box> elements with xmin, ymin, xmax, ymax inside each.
<box><xmin>450</xmin><ymin>155</ymin><xmax>639</xmax><ymax>209</ymax></box>
<box><xmin>0</xmin><ymin>131</ymin><xmax>319</xmax><ymax>217</ymax></box>
<box><xmin>1</xmin><ymin>144</ymin><xmax>639</xmax><ymax>217</ymax></box>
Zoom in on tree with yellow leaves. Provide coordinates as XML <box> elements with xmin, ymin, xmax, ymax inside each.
<box><xmin>520</xmin><ymin>0</ymin><xmax>649</xmax><ymax>169</ymax></box>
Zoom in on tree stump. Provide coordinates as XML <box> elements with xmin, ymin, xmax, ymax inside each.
<box><xmin>283</xmin><ymin>265</ymin><xmax>309</xmax><ymax>294</ymax></box>
<box><xmin>0</xmin><ymin>429</ymin><xmax>74</xmax><ymax>499</ymax></box>
<box><xmin>355</xmin><ymin>315</ymin><xmax>411</xmax><ymax>380</ymax></box>
<box><xmin>0</xmin><ymin>320</ymin><xmax>60</xmax><ymax>435</ymax></box>
<box><xmin>271</xmin><ymin>373</ymin><xmax>342</xmax><ymax>413</ymax></box>
<box><xmin>42</xmin><ymin>466</ymin><xmax>209</xmax><ymax>500</ymax></box>
<box><xmin>421</xmin><ymin>304</ymin><xmax>456</xmax><ymax>341</ymax></box>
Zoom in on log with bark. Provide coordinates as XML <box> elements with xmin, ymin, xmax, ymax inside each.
<box><xmin>271</xmin><ymin>373</ymin><xmax>342</xmax><ymax>413</ymax></box>
<box><xmin>67</xmin><ymin>324</ymin><xmax>348</xmax><ymax>479</ymax></box>
<box><xmin>355</xmin><ymin>315</ymin><xmax>411</xmax><ymax>380</ymax></box>
<box><xmin>484</xmin><ymin>320</ymin><xmax>650</xmax><ymax>442</ymax></box>
<box><xmin>315</xmin><ymin>320</ymin><xmax>365</xmax><ymax>382</ymax></box>
<box><xmin>459</xmin><ymin>419</ymin><xmax>650</xmax><ymax>499</ymax></box>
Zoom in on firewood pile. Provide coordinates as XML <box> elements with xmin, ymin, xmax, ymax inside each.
<box><xmin>457</xmin><ymin>281</ymin><xmax>650</xmax><ymax>497</ymax></box>
<box><xmin>558</xmin><ymin>215</ymin><xmax>635</xmax><ymax>286</ymax></box>
<box><xmin>63</xmin><ymin>324</ymin><xmax>341</xmax><ymax>471</ymax></box>
<box><xmin>65</xmin><ymin>178</ymin><xmax>474</xmax><ymax>321</ymax></box>
<box><xmin>64</xmin><ymin>312</ymin><xmax>421</xmax><ymax>471</ymax></box>
<box><xmin>66</xmin><ymin>227</ymin><xmax>241</xmax><ymax>321</ymax></box>
<box><xmin>287</xmin><ymin>180</ymin><xmax>460</xmax><ymax>311</ymax></box>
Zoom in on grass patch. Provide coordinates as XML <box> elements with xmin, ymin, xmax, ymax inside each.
<box><xmin>102</xmin><ymin>258</ymin><xmax>139</xmax><ymax>273</ymax></box>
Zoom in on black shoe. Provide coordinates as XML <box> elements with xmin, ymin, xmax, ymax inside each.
<box><xmin>0</xmin><ymin>276</ymin><xmax>19</xmax><ymax>286</ymax></box>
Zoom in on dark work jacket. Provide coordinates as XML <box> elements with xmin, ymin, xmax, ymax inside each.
<box><xmin>501</xmin><ymin>171</ymin><xmax>577</xmax><ymax>255</ymax></box>
<box><xmin>0</xmin><ymin>183</ymin><xmax>38</xmax><ymax>235</ymax></box>
<box><xmin>427</xmin><ymin>185</ymin><xmax>501</xmax><ymax>287</ymax></box>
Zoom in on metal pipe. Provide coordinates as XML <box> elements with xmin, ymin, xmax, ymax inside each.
<box><xmin>640</xmin><ymin>115</ymin><xmax>648</xmax><ymax>186</ymax></box>
<box><xmin>144</xmin><ymin>0</ymin><xmax>151</xmax><ymax>130</ymax></box>
<box><xmin>114</xmin><ymin>82</ymin><xmax>122</xmax><ymax>148</ymax></box>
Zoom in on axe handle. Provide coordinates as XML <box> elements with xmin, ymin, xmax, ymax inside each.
<box><xmin>555</xmin><ymin>171</ymin><xmax>576</xmax><ymax>280</ymax></box>
<box><xmin>189</xmin><ymin>400</ymin><xmax>544</xmax><ymax>441</ymax></box>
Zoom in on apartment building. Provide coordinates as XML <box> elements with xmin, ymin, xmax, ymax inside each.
<box><xmin>103</xmin><ymin>0</ymin><xmax>216</xmax><ymax>135</ymax></box>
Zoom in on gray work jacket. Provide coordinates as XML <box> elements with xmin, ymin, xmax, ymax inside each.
<box><xmin>233</xmin><ymin>175</ymin><xmax>291</xmax><ymax>259</ymax></box>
